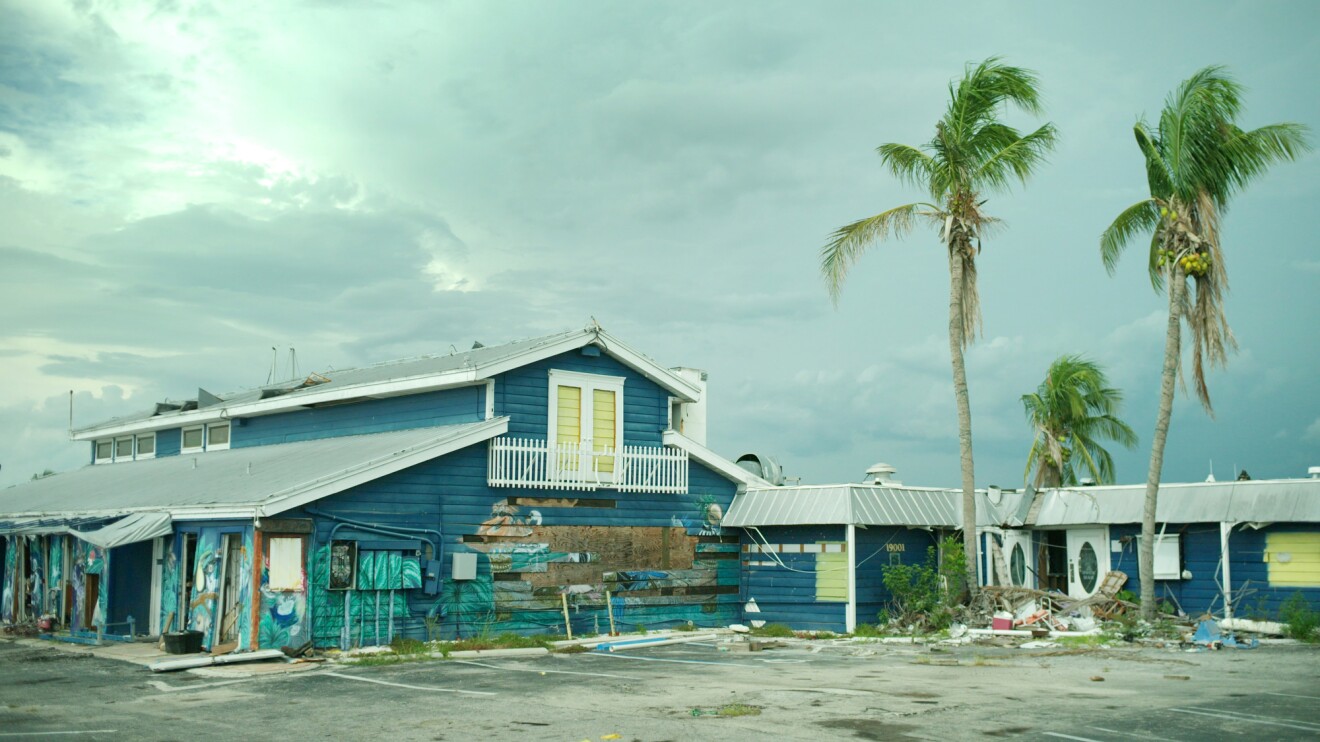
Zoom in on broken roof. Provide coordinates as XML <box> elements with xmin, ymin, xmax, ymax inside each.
<box><xmin>0</xmin><ymin>419</ymin><xmax>507</xmax><ymax>522</ymax></box>
<box><xmin>1031</xmin><ymin>478</ymin><xmax>1320</xmax><ymax>525</ymax></box>
<box><xmin>73</xmin><ymin>324</ymin><xmax>702</xmax><ymax>439</ymax></box>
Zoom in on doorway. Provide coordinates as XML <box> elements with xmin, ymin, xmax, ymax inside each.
<box><xmin>216</xmin><ymin>534</ymin><xmax>243</xmax><ymax>645</ymax></box>
<box><xmin>1002</xmin><ymin>530</ymin><xmax>1036</xmax><ymax>588</ymax></box>
<box><xmin>1066</xmin><ymin>528</ymin><xmax>1109</xmax><ymax>598</ymax></box>
<box><xmin>178</xmin><ymin>533</ymin><xmax>197</xmax><ymax>624</ymax></box>
<box><xmin>84</xmin><ymin>573</ymin><xmax>99</xmax><ymax>628</ymax></box>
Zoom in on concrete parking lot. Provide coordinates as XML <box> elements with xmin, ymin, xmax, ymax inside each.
<box><xmin>1</xmin><ymin>636</ymin><xmax>1318</xmax><ymax>740</ymax></box>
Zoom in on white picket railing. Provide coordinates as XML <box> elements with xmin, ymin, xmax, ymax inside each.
<box><xmin>487</xmin><ymin>436</ymin><xmax>688</xmax><ymax>494</ymax></box>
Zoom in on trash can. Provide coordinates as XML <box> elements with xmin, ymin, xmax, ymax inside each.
<box><xmin>163</xmin><ymin>630</ymin><xmax>204</xmax><ymax>654</ymax></box>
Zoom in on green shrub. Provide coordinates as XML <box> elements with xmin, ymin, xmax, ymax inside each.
<box><xmin>880</xmin><ymin>536</ymin><xmax>965</xmax><ymax>632</ymax></box>
<box><xmin>1280</xmin><ymin>593</ymin><xmax>1319</xmax><ymax>643</ymax></box>
<box><xmin>752</xmin><ymin>623</ymin><xmax>796</xmax><ymax>638</ymax></box>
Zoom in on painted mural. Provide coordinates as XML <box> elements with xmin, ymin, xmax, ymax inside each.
<box><xmin>72</xmin><ymin>538</ymin><xmax>107</xmax><ymax>631</ymax></box>
<box><xmin>185</xmin><ymin>528</ymin><xmax>255</xmax><ymax>649</ymax></box>
<box><xmin>27</xmin><ymin>536</ymin><xmax>44</xmax><ymax>618</ymax></box>
<box><xmin>46</xmin><ymin>536</ymin><xmax>63</xmax><ymax>618</ymax></box>
<box><xmin>257</xmin><ymin>536</ymin><xmax>309</xmax><ymax>651</ymax></box>
<box><xmin>1</xmin><ymin>536</ymin><xmax>15</xmax><ymax>623</ymax></box>
<box><xmin>308</xmin><ymin>544</ymin><xmax>414</xmax><ymax>648</ymax></box>
<box><xmin>158</xmin><ymin>536</ymin><xmax>179</xmax><ymax>633</ymax></box>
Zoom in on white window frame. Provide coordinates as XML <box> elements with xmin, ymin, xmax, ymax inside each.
<box><xmin>206</xmin><ymin>422</ymin><xmax>231</xmax><ymax>451</ymax></box>
<box><xmin>135</xmin><ymin>432</ymin><xmax>156</xmax><ymax>460</ymax></box>
<box><xmin>94</xmin><ymin>439</ymin><xmax>113</xmax><ymax>464</ymax></box>
<box><xmin>1137</xmin><ymin>533</ymin><xmax>1183</xmax><ymax>580</ymax></box>
<box><xmin>546</xmin><ymin>370</ymin><xmax>625</xmax><ymax>452</ymax></box>
<box><xmin>114</xmin><ymin>436</ymin><xmax>134</xmax><ymax>463</ymax></box>
<box><xmin>181</xmin><ymin>425</ymin><xmax>205</xmax><ymax>453</ymax></box>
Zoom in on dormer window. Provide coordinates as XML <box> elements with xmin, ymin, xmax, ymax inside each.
<box><xmin>182</xmin><ymin>426</ymin><xmax>205</xmax><ymax>453</ymax></box>
<box><xmin>115</xmin><ymin>437</ymin><xmax>134</xmax><ymax>460</ymax></box>
<box><xmin>547</xmin><ymin>370</ymin><xmax>624</xmax><ymax>477</ymax></box>
<box><xmin>95</xmin><ymin>440</ymin><xmax>113</xmax><ymax>464</ymax></box>
<box><xmin>136</xmin><ymin>433</ymin><xmax>155</xmax><ymax>459</ymax></box>
<box><xmin>207</xmin><ymin>422</ymin><xmax>231</xmax><ymax>451</ymax></box>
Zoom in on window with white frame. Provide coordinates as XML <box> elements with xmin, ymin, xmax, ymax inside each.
<box><xmin>207</xmin><ymin>422</ymin><xmax>231</xmax><ymax>451</ymax></box>
<box><xmin>114</xmin><ymin>436</ymin><xmax>134</xmax><ymax>462</ymax></box>
<box><xmin>182</xmin><ymin>425</ymin><xmax>205</xmax><ymax>453</ymax></box>
<box><xmin>547</xmin><ymin>370</ymin><xmax>624</xmax><ymax>475</ymax></box>
<box><xmin>1137</xmin><ymin>534</ymin><xmax>1183</xmax><ymax>579</ymax></box>
<box><xmin>94</xmin><ymin>439</ymin><xmax>113</xmax><ymax>464</ymax></box>
<box><xmin>135</xmin><ymin>432</ymin><xmax>155</xmax><ymax>459</ymax></box>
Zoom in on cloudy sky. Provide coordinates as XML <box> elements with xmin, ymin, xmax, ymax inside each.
<box><xmin>2</xmin><ymin>1</ymin><xmax>1317</xmax><ymax>490</ymax></box>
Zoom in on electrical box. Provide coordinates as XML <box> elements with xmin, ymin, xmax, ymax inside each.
<box><xmin>422</xmin><ymin>559</ymin><xmax>443</xmax><ymax>595</ymax></box>
<box><xmin>451</xmin><ymin>552</ymin><xmax>477</xmax><ymax>581</ymax></box>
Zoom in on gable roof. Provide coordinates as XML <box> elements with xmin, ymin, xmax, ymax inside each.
<box><xmin>1031</xmin><ymin>478</ymin><xmax>1320</xmax><ymax>525</ymax></box>
<box><xmin>1</xmin><ymin>418</ymin><xmax>507</xmax><ymax>521</ymax></box>
<box><xmin>724</xmin><ymin>484</ymin><xmax>1001</xmax><ymax>528</ymax></box>
<box><xmin>73</xmin><ymin>324</ymin><xmax>701</xmax><ymax>439</ymax></box>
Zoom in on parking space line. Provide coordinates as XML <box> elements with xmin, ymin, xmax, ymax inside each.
<box><xmin>1169</xmin><ymin>707</ymin><xmax>1320</xmax><ymax>732</ymax></box>
<box><xmin>451</xmin><ymin>660</ymin><xmax>640</xmax><ymax>680</ymax></box>
<box><xmin>583</xmin><ymin>651</ymin><xmax>747</xmax><ymax>667</ymax></box>
<box><xmin>148</xmin><ymin>679</ymin><xmax>249</xmax><ymax>694</ymax></box>
<box><xmin>322</xmin><ymin>671</ymin><xmax>496</xmax><ymax>696</ymax></box>
<box><xmin>1087</xmin><ymin>726</ymin><xmax>1168</xmax><ymax>740</ymax></box>
<box><xmin>0</xmin><ymin>732</ymin><xmax>118</xmax><ymax>738</ymax></box>
<box><xmin>1042</xmin><ymin>733</ymin><xmax>1104</xmax><ymax>742</ymax></box>
<box><xmin>1262</xmin><ymin>691</ymin><xmax>1320</xmax><ymax>700</ymax></box>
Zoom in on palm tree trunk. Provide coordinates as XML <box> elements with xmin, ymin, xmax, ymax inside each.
<box><xmin>1141</xmin><ymin>269</ymin><xmax>1185</xmax><ymax>619</ymax></box>
<box><xmin>947</xmin><ymin>241</ymin><xmax>979</xmax><ymax>600</ymax></box>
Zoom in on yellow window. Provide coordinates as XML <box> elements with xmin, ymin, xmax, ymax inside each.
<box><xmin>592</xmin><ymin>389</ymin><xmax>617</xmax><ymax>472</ymax></box>
<box><xmin>1266</xmin><ymin>532</ymin><xmax>1320</xmax><ymax>588</ymax></box>
<box><xmin>816</xmin><ymin>543</ymin><xmax>848</xmax><ymax>602</ymax></box>
<box><xmin>556</xmin><ymin>385</ymin><xmax>581</xmax><ymax>444</ymax></box>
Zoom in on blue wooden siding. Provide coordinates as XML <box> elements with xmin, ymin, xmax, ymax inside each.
<box><xmin>740</xmin><ymin>525</ymin><xmax>847</xmax><ymax>633</ymax></box>
<box><xmin>156</xmin><ymin>428</ymin><xmax>181</xmax><ymax>458</ymax></box>
<box><xmin>232</xmin><ymin>386</ymin><xmax>485</xmax><ymax>448</ymax></box>
<box><xmin>495</xmin><ymin>350</ymin><xmax>668</xmax><ymax>446</ymax></box>
<box><xmin>294</xmin><ymin>440</ymin><xmax>740</xmax><ymax>647</ymax></box>
<box><xmin>857</xmin><ymin>527</ymin><xmax>939</xmax><ymax>626</ymax></box>
<box><xmin>1108</xmin><ymin>523</ymin><xmax>1320</xmax><ymax>617</ymax></box>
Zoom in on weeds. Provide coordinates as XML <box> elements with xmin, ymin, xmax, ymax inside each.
<box><xmin>1280</xmin><ymin>593</ymin><xmax>1319</xmax><ymax>643</ymax></box>
<box><xmin>751</xmin><ymin>623</ymin><xmax>795</xmax><ymax>638</ymax></box>
<box><xmin>880</xmin><ymin>536</ymin><xmax>967</xmax><ymax>633</ymax></box>
<box><xmin>716</xmin><ymin>704</ymin><xmax>762</xmax><ymax>717</ymax></box>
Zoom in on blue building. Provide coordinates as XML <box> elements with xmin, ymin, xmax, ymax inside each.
<box><xmin>0</xmin><ymin>324</ymin><xmax>765</xmax><ymax>650</ymax></box>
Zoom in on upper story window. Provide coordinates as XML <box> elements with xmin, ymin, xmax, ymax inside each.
<box><xmin>94</xmin><ymin>432</ymin><xmax>157</xmax><ymax>463</ymax></box>
<box><xmin>547</xmin><ymin>370</ymin><xmax>624</xmax><ymax>474</ymax></box>
<box><xmin>183</xmin><ymin>422</ymin><xmax>231</xmax><ymax>453</ymax></box>
<box><xmin>207</xmin><ymin>422</ymin><xmax>231</xmax><ymax>451</ymax></box>
<box><xmin>182</xmin><ymin>425</ymin><xmax>205</xmax><ymax>453</ymax></box>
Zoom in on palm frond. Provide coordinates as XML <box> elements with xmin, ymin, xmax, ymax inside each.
<box><xmin>973</xmin><ymin>123</ymin><xmax>1059</xmax><ymax>191</ymax></box>
<box><xmin>1134</xmin><ymin>123</ymin><xmax>1173</xmax><ymax>199</ymax></box>
<box><xmin>1100</xmin><ymin>199</ymin><xmax>1159</xmax><ymax>275</ymax></box>
<box><xmin>821</xmin><ymin>203</ymin><xmax>932</xmax><ymax>302</ymax></box>
<box><xmin>877</xmin><ymin>143</ymin><xmax>937</xmax><ymax>191</ymax></box>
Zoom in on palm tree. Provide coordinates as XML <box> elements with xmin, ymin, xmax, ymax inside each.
<box><xmin>1021</xmin><ymin>355</ymin><xmax>1137</xmax><ymax>488</ymax></box>
<box><xmin>822</xmin><ymin>57</ymin><xmax>1057</xmax><ymax>599</ymax></box>
<box><xmin>1100</xmin><ymin>66</ymin><xmax>1310</xmax><ymax>619</ymax></box>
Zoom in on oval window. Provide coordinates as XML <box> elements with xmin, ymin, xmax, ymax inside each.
<box><xmin>1079</xmin><ymin>542</ymin><xmax>1099</xmax><ymax>593</ymax></box>
<box><xmin>1011</xmin><ymin>544</ymin><xmax>1026</xmax><ymax>586</ymax></box>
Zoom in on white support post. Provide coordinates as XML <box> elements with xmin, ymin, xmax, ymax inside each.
<box><xmin>1220</xmin><ymin>522</ymin><xmax>1234</xmax><ymax>620</ymax></box>
<box><xmin>845</xmin><ymin>524</ymin><xmax>857</xmax><ymax>634</ymax></box>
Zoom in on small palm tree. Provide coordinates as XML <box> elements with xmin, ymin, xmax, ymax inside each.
<box><xmin>1100</xmin><ymin>66</ymin><xmax>1310</xmax><ymax>618</ymax></box>
<box><xmin>822</xmin><ymin>57</ymin><xmax>1057</xmax><ymax>598</ymax></box>
<box><xmin>1021</xmin><ymin>355</ymin><xmax>1137</xmax><ymax>488</ymax></box>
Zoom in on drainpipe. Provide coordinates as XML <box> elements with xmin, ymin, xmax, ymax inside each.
<box><xmin>845</xmin><ymin>524</ymin><xmax>857</xmax><ymax>634</ymax></box>
<box><xmin>1220</xmin><ymin>522</ymin><xmax>1234</xmax><ymax>620</ymax></box>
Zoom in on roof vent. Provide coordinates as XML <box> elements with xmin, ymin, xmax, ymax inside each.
<box><xmin>863</xmin><ymin>462</ymin><xmax>901</xmax><ymax>487</ymax></box>
<box><xmin>1310</xmin><ymin>466</ymin><xmax>1320</xmax><ymax>480</ymax></box>
<box><xmin>736</xmin><ymin>453</ymin><xmax>784</xmax><ymax>486</ymax></box>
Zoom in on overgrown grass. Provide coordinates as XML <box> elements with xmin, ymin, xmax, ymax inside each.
<box><xmin>1280</xmin><ymin>593</ymin><xmax>1319</xmax><ymax>643</ymax></box>
<box><xmin>851</xmin><ymin>623</ymin><xmax>885</xmax><ymax>638</ymax></box>
<box><xmin>751</xmin><ymin>623</ymin><xmax>795</xmax><ymax>638</ymax></box>
<box><xmin>716</xmin><ymin>704</ymin><xmax>761</xmax><ymax>717</ymax></box>
<box><xmin>1056</xmin><ymin>634</ymin><xmax>1111</xmax><ymax>648</ymax></box>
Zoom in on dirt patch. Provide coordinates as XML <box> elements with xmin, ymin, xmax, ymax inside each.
<box><xmin>985</xmin><ymin>727</ymin><xmax>1033</xmax><ymax>737</ymax></box>
<box><xmin>818</xmin><ymin>719</ymin><xmax>919</xmax><ymax>740</ymax></box>
<box><xmin>894</xmin><ymin>691</ymin><xmax>940</xmax><ymax>699</ymax></box>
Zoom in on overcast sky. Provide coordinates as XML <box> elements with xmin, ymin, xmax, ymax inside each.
<box><xmin>1</xmin><ymin>1</ymin><xmax>1317</xmax><ymax>490</ymax></box>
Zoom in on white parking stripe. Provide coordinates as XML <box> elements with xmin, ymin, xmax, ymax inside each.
<box><xmin>148</xmin><ymin>679</ymin><xmax>249</xmax><ymax>693</ymax></box>
<box><xmin>1262</xmin><ymin>691</ymin><xmax>1320</xmax><ymax>700</ymax></box>
<box><xmin>1088</xmin><ymin>726</ymin><xmax>1169</xmax><ymax>740</ymax></box>
<box><xmin>1170</xmin><ymin>707</ymin><xmax>1320</xmax><ymax>732</ymax></box>
<box><xmin>583</xmin><ymin>652</ymin><xmax>745</xmax><ymax>667</ymax></box>
<box><xmin>322</xmin><ymin>671</ymin><xmax>496</xmax><ymax>696</ymax></box>
<box><xmin>450</xmin><ymin>660</ymin><xmax>640</xmax><ymax>680</ymax></box>
<box><xmin>1042</xmin><ymin>732</ymin><xmax>1104</xmax><ymax>742</ymax></box>
<box><xmin>0</xmin><ymin>732</ymin><xmax>118</xmax><ymax>738</ymax></box>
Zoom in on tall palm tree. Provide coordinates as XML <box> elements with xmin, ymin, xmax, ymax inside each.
<box><xmin>1100</xmin><ymin>67</ymin><xmax>1309</xmax><ymax>619</ymax></box>
<box><xmin>822</xmin><ymin>57</ymin><xmax>1057</xmax><ymax>598</ymax></box>
<box><xmin>1021</xmin><ymin>355</ymin><xmax>1137</xmax><ymax>488</ymax></box>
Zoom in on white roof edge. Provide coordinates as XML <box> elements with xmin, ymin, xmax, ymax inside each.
<box><xmin>259</xmin><ymin>416</ymin><xmax>508</xmax><ymax>516</ymax></box>
<box><xmin>662</xmin><ymin>430</ymin><xmax>770</xmax><ymax>489</ymax></box>
<box><xmin>74</xmin><ymin>327</ymin><xmax>702</xmax><ymax>439</ymax></box>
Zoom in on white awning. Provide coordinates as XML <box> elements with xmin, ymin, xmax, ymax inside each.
<box><xmin>70</xmin><ymin>511</ymin><xmax>172</xmax><ymax>549</ymax></box>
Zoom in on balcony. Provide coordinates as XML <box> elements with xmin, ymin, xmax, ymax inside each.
<box><xmin>487</xmin><ymin>436</ymin><xmax>688</xmax><ymax>494</ymax></box>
